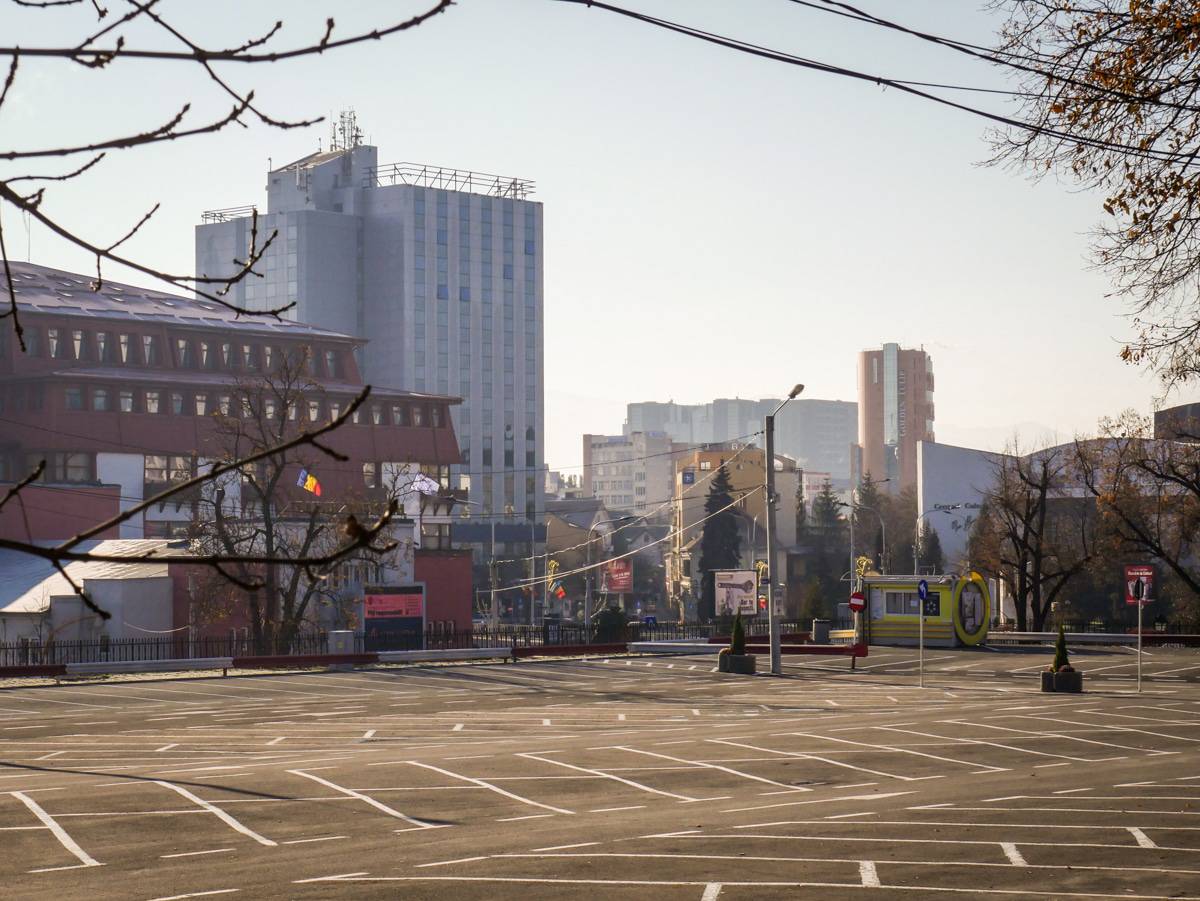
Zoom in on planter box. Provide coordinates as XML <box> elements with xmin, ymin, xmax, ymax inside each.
<box><xmin>1040</xmin><ymin>671</ymin><xmax>1055</xmax><ymax>692</ymax></box>
<box><xmin>1054</xmin><ymin>669</ymin><xmax>1083</xmax><ymax>693</ymax></box>
<box><xmin>726</xmin><ymin>653</ymin><xmax>756</xmax><ymax>675</ymax></box>
<box><xmin>718</xmin><ymin>653</ymin><xmax>730</xmax><ymax>673</ymax></box>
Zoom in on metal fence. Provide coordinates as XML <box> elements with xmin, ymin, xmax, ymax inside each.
<box><xmin>0</xmin><ymin>633</ymin><xmax>332</xmax><ymax>667</ymax></box>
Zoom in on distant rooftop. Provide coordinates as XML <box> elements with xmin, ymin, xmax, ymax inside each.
<box><xmin>365</xmin><ymin>162</ymin><xmax>534</xmax><ymax>200</ymax></box>
<box><xmin>0</xmin><ymin>261</ymin><xmax>347</xmax><ymax>340</ymax></box>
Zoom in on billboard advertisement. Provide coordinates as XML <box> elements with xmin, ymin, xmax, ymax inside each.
<box><xmin>604</xmin><ymin>559</ymin><xmax>633</xmax><ymax>593</ymax></box>
<box><xmin>363</xmin><ymin>584</ymin><xmax>425</xmax><ymax>651</ymax></box>
<box><xmin>714</xmin><ymin>569</ymin><xmax>758</xmax><ymax>617</ymax></box>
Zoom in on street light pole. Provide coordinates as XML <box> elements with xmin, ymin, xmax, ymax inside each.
<box><xmin>765</xmin><ymin>383</ymin><xmax>804</xmax><ymax>677</ymax></box>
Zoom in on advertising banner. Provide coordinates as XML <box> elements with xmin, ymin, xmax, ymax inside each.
<box><xmin>363</xmin><ymin>584</ymin><xmax>425</xmax><ymax>652</ymax></box>
<box><xmin>1124</xmin><ymin>565</ymin><xmax>1155</xmax><ymax>606</ymax></box>
<box><xmin>604</xmin><ymin>560</ymin><xmax>633</xmax><ymax>593</ymax></box>
<box><xmin>714</xmin><ymin>569</ymin><xmax>758</xmax><ymax>617</ymax></box>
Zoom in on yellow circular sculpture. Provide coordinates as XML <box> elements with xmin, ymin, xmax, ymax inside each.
<box><xmin>952</xmin><ymin>572</ymin><xmax>991</xmax><ymax>646</ymax></box>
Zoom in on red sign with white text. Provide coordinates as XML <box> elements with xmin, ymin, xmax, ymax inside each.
<box><xmin>604</xmin><ymin>560</ymin><xmax>633</xmax><ymax>593</ymax></box>
<box><xmin>365</xmin><ymin>591</ymin><xmax>424</xmax><ymax>619</ymax></box>
<box><xmin>1124</xmin><ymin>565</ymin><xmax>1155</xmax><ymax>606</ymax></box>
<box><xmin>849</xmin><ymin>591</ymin><xmax>865</xmax><ymax>613</ymax></box>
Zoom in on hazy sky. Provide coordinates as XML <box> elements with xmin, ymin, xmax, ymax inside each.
<box><xmin>3</xmin><ymin>0</ymin><xmax>1191</xmax><ymax>472</ymax></box>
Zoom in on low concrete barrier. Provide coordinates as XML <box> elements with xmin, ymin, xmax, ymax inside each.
<box><xmin>0</xmin><ymin>664</ymin><xmax>68</xmax><ymax>678</ymax></box>
<box><xmin>989</xmin><ymin>632</ymin><xmax>1137</xmax><ymax>646</ymax></box>
<box><xmin>377</xmin><ymin>647</ymin><xmax>510</xmax><ymax>663</ymax></box>
<box><xmin>512</xmin><ymin>643</ymin><xmax>627</xmax><ymax>659</ymax></box>
<box><xmin>66</xmin><ymin>657</ymin><xmax>233</xmax><ymax>676</ymax></box>
<box><xmin>630</xmin><ymin>641</ymin><xmax>721</xmax><ymax>655</ymax></box>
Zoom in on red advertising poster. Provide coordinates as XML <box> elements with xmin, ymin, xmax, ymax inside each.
<box><xmin>604</xmin><ymin>559</ymin><xmax>633</xmax><ymax>593</ymax></box>
<box><xmin>365</xmin><ymin>588</ymin><xmax>424</xmax><ymax>618</ymax></box>
<box><xmin>1124</xmin><ymin>565</ymin><xmax>1155</xmax><ymax>606</ymax></box>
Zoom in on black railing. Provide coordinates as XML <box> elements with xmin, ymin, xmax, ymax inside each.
<box><xmin>0</xmin><ymin>633</ymin><xmax>332</xmax><ymax>666</ymax></box>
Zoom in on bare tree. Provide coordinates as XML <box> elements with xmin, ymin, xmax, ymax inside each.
<box><xmin>0</xmin><ymin>0</ymin><xmax>451</xmax><ymax>618</ymax></box>
<box><xmin>990</xmin><ymin>0</ymin><xmax>1200</xmax><ymax>387</ymax></box>
<box><xmin>970</xmin><ymin>442</ymin><xmax>1096</xmax><ymax>630</ymax></box>
<box><xmin>1075</xmin><ymin>412</ymin><xmax>1200</xmax><ymax>622</ymax></box>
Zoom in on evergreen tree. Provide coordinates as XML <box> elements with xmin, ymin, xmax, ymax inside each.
<box><xmin>854</xmin><ymin>473</ymin><xmax>885</xmax><ymax>571</ymax></box>
<box><xmin>917</xmin><ymin>521</ymin><xmax>945</xmax><ymax>574</ymax></box>
<box><xmin>698</xmin><ymin>464</ymin><xmax>742</xmax><ymax>622</ymax></box>
<box><xmin>809</xmin><ymin>479</ymin><xmax>848</xmax><ymax>604</ymax></box>
<box><xmin>794</xmin><ymin>468</ymin><xmax>807</xmax><ymax>544</ymax></box>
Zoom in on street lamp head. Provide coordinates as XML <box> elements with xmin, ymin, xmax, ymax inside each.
<box><xmin>788</xmin><ymin>384</ymin><xmax>805</xmax><ymax>400</ymax></box>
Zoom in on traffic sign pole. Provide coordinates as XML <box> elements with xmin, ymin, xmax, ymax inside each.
<box><xmin>1137</xmin><ymin>598</ymin><xmax>1143</xmax><ymax>694</ymax></box>
<box><xmin>917</xmin><ymin>579</ymin><xmax>929</xmax><ymax>689</ymax></box>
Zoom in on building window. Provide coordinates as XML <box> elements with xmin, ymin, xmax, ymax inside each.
<box><xmin>431</xmin><ymin>405</ymin><xmax>442</xmax><ymax>427</ymax></box>
<box><xmin>144</xmin><ymin>454</ymin><xmax>167</xmax><ymax>483</ymax></box>
<box><xmin>412</xmin><ymin>404</ymin><xmax>424</xmax><ymax>427</ymax></box>
<box><xmin>242</xmin><ymin>344</ymin><xmax>255</xmax><ymax>369</ymax></box>
<box><xmin>145</xmin><ymin>390</ymin><xmax>161</xmax><ymax>414</ymax></box>
<box><xmin>391</xmin><ymin>403</ymin><xmax>407</xmax><ymax>427</ymax></box>
<box><xmin>143</xmin><ymin>335</ymin><xmax>158</xmax><ymax>365</ymax></box>
<box><xmin>482</xmin><ymin>436</ymin><xmax>492</xmax><ymax>467</ymax></box>
<box><xmin>699</xmin><ymin>460</ymin><xmax>712</xmax><ymax>471</ymax></box>
<box><xmin>96</xmin><ymin>332</ymin><xmax>111</xmax><ymax>363</ymax></box>
<box><xmin>263</xmin><ymin>346</ymin><xmax>274</xmax><ymax>371</ymax></box>
<box><xmin>64</xmin><ymin>386</ymin><xmax>84</xmax><ymax>410</ymax></box>
<box><xmin>308</xmin><ymin>399</ymin><xmax>320</xmax><ymax>422</ymax></box>
<box><xmin>362</xmin><ymin>462</ymin><xmax>378</xmax><ymax>488</ymax></box>
<box><xmin>169</xmin><ymin>455</ymin><xmax>192</xmax><ymax>482</ymax></box>
<box><xmin>119</xmin><ymin>390</ymin><xmax>134</xmax><ymax>413</ymax></box>
<box><xmin>35</xmin><ymin>452</ymin><xmax>94</xmax><ymax>483</ymax></box>
<box><xmin>218</xmin><ymin>394</ymin><xmax>231</xmax><ymax>416</ymax></box>
<box><xmin>25</xmin><ymin>328</ymin><xmax>40</xmax><ymax>356</ymax></box>
<box><xmin>171</xmin><ymin>392</ymin><xmax>184</xmax><ymax>415</ymax></box>
<box><xmin>72</xmin><ymin>330</ymin><xmax>85</xmax><ymax>360</ymax></box>
<box><xmin>200</xmin><ymin>341</ymin><xmax>213</xmax><ymax>369</ymax></box>
<box><xmin>119</xmin><ymin>334</ymin><xmax>130</xmax><ymax>363</ymax></box>
<box><xmin>194</xmin><ymin>394</ymin><xmax>208</xmax><ymax>416</ymax></box>
<box><xmin>221</xmin><ymin>342</ymin><xmax>232</xmax><ymax>367</ymax></box>
<box><xmin>287</xmin><ymin>401</ymin><xmax>297</xmax><ymax>421</ymax></box>
<box><xmin>328</xmin><ymin>400</ymin><xmax>341</xmax><ymax>421</ymax></box>
<box><xmin>421</xmin><ymin>522</ymin><xmax>452</xmax><ymax>550</ymax></box>
<box><xmin>371</xmin><ymin>404</ymin><xmax>383</xmax><ymax>425</ymax></box>
<box><xmin>324</xmin><ymin>349</ymin><xmax>339</xmax><ymax>377</ymax></box>
<box><xmin>264</xmin><ymin>398</ymin><xmax>277</xmax><ymax>420</ymax></box>
<box><xmin>92</xmin><ymin>388</ymin><xmax>109</xmax><ymax>412</ymax></box>
<box><xmin>48</xmin><ymin>329</ymin><xmax>61</xmax><ymax>359</ymax></box>
<box><xmin>885</xmin><ymin>591</ymin><xmax>920</xmax><ymax>615</ymax></box>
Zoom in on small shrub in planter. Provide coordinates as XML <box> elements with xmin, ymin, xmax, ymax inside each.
<box><xmin>724</xmin><ymin>613</ymin><xmax>756</xmax><ymax>675</ymax></box>
<box><xmin>1043</xmin><ymin>623</ymin><xmax>1084</xmax><ymax>693</ymax></box>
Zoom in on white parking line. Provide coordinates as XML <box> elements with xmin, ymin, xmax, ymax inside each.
<box><xmin>859</xmin><ymin>860</ymin><xmax>880</xmax><ymax>887</ymax></box>
<box><xmin>518</xmin><ymin>752</ymin><xmax>703</xmax><ymax>802</ymax></box>
<box><xmin>287</xmin><ymin>769</ymin><xmax>443</xmax><ymax>829</ymax></box>
<box><xmin>11</xmin><ymin>791</ymin><xmax>101</xmax><ymax>868</ymax></box>
<box><xmin>610</xmin><ymin>746</ymin><xmax>811</xmax><ymax>792</ymax></box>
<box><xmin>154</xmin><ymin>782</ymin><xmax>276</xmax><ymax>847</ymax></box>
<box><xmin>405</xmin><ymin>760</ymin><xmax>574</xmax><ymax>815</ymax></box>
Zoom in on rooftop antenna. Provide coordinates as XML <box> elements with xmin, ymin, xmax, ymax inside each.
<box><xmin>330</xmin><ymin>109</ymin><xmax>364</xmax><ymax>152</ymax></box>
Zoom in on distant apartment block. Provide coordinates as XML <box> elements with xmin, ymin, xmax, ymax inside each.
<box><xmin>856</xmin><ymin>342</ymin><xmax>935</xmax><ymax>492</ymax></box>
<box><xmin>195</xmin><ymin>117</ymin><xmax>543</xmax><ymax>538</ymax></box>
<box><xmin>624</xmin><ymin>396</ymin><xmax>857</xmax><ymax>482</ymax></box>
<box><xmin>581</xmin><ymin>432</ymin><xmax>676</xmax><ymax>514</ymax></box>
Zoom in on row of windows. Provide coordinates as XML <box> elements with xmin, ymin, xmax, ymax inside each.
<box><xmin>20</xmin><ymin>327</ymin><xmax>343</xmax><ymax>377</ymax></box>
<box><xmin>57</xmin><ymin>385</ymin><xmax>448</xmax><ymax>427</ymax></box>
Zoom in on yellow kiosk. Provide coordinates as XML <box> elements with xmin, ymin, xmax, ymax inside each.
<box><xmin>859</xmin><ymin>573</ymin><xmax>990</xmax><ymax>647</ymax></box>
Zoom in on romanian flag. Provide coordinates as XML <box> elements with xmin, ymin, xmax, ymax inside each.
<box><xmin>296</xmin><ymin>469</ymin><xmax>322</xmax><ymax>497</ymax></box>
<box><xmin>552</xmin><ymin>580</ymin><xmax>566</xmax><ymax>599</ymax></box>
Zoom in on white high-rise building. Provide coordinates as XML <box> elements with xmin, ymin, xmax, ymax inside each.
<box><xmin>195</xmin><ymin>125</ymin><xmax>544</xmax><ymax>530</ymax></box>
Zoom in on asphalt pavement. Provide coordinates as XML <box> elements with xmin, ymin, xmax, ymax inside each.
<box><xmin>1</xmin><ymin>645</ymin><xmax>1199</xmax><ymax>899</ymax></box>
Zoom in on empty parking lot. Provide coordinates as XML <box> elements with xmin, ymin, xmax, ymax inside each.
<box><xmin>1</xmin><ymin>645</ymin><xmax>1199</xmax><ymax>899</ymax></box>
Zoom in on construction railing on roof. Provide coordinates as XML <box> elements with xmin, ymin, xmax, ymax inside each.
<box><xmin>200</xmin><ymin>204</ymin><xmax>258</xmax><ymax>224</ymax></box>
<box><xmin>365</xmin><ymin>162</ymin><xmax>534</xmax><ymax>199</ymax></box>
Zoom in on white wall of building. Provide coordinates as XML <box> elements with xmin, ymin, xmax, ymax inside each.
<box><xmin>96</xmin><ymin>452</ymin><xmax>143</xmax><ymax>538</ymax></box>
<box><xmin>916</xmin><ymin>440</ymin><xmax>999</xmax><ymax>569</ymax></box>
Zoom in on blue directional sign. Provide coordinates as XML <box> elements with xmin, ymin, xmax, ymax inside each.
<box><xmin>682</xmin><ymin>471</ymin><xmax>695</xmax><ymax>485</ymax></box>
<box><xmin>917</xmin><ymin>579</ymin><xmax>929</xmax><ymax>601</ymax></box>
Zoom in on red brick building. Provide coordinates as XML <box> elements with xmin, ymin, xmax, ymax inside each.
<box><xmin>0</xmin><ymin>262</ymin><xmax>472</xmax><ymax>636</ymax></box>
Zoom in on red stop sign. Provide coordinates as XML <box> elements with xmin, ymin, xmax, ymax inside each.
<box><xmin>849</xmin><ymin>591</ymin><xmax>865</xmax><ymax>613</ymax></box>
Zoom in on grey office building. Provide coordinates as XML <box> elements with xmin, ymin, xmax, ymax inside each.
<box><xmin>625</xmin><ymin>397</ymin><xmax>857</xmax><ymax>483</ymax></box>
<box><xmin>196</xmin><ymin>139</ymin><xmax>544</xmax><ymax>530</ymax></box>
